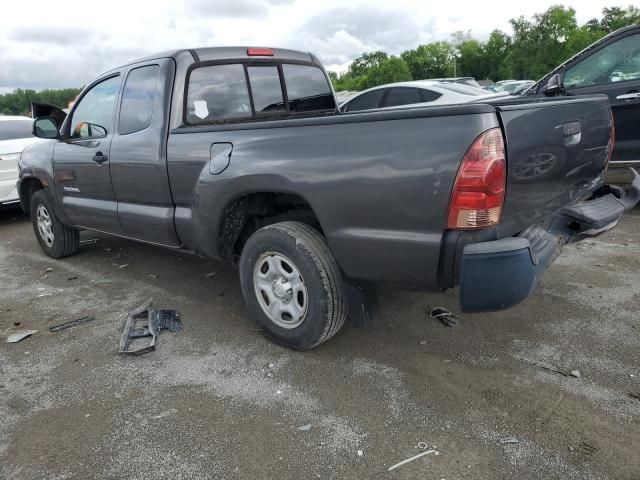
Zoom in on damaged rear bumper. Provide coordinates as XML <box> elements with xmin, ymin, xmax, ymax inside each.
<box><xmin>459</xmin><ymin>168</ymin><xmax>640</xmax><ymax>313</ymax></box>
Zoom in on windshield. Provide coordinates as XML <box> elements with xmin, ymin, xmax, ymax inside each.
<box><xmin>0</xmin><ymin>119</ymin><xmax>33</xmax><ymax>141</ymax></box>
<box><xmin>438</xmin><ymin>83</ymin><xmax>487</xmax><ymax>96</ymax></box>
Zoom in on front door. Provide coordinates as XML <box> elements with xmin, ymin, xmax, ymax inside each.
<box><xmin>562</xmin><ymin>31</ymin><xmax>640</xmax><ymax>166</ymax></box>
<box><xmin>53</xmin><ymin>74</ymin><xmax>124</xmax><ymax>233</ymax></box>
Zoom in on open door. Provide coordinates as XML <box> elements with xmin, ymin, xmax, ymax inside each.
<box><xmin>31</xmin><ymin>102</ymin><xmax>67</xmax><ymax>126</ymax></box>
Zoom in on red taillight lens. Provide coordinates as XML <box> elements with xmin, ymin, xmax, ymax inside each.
<box><xmin>447</xmin><ymin>128</ymin><xmax>506</xmax><ymax>230</ymax></box>
<box><xmin>247</xmin><ymin>47</ymin><xmax>274</xmax><ymax>56</ymax></box>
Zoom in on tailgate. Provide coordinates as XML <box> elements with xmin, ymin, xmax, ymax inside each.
<box><xmin>491</xmin><ymin>95</ymin><xmax>612</xmax><ymax>234</ymax></box>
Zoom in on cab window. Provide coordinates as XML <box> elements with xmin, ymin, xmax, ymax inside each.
<box><xmin>119</xmin><ymin>65</ymin><xmax>160</xmax><ymax>135</ymax></box>
<box><xmin>69</xmin><ymin>76</ymin><xmax>121</xmax><ymax>139</ymax></box>
<box><xmin>564</xmin><ymin>34</ymin><xmax>640</xmax><ymax>89</ymax></box>
<box><xmin>187</xmin><ymin>64</ymin><xmax>251</xmax><ymax>124</ymax></box>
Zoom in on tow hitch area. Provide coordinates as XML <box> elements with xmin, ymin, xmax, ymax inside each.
<box><xmin>119</xmin><ymin>299</ymin><xmax>182</xmax><ymax>355</ymax></box>
<box><xmin>459</xmin><ymin>168</ymin><xmax>640</xmax><ymax>313</ymax></box>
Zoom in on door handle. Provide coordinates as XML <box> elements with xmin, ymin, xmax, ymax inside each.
<box><xmin>92</xmin><ymin>152</ymin><xmax>108</xmax><ymax>164</ymax></box>
<box><xmin>616</xmin><ymin>92</ymin><xmax>640</xmax><ymax>100</ymax></box>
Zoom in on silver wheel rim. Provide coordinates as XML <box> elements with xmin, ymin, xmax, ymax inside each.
<box><xmin>253</xmin><ymin>252</ymin><xmax>308</xmax><ymax>329</ymax></box>
<box><xmin>36</xmin><ymin>204</ymin><xmax>55</xmax><ymax>247</ymax></box>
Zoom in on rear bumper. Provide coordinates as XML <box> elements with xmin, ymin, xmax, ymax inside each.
<box><xmin>458</xmin><ymin>168</ymin><xmax>640</xmax><ymax>313</ymax></box>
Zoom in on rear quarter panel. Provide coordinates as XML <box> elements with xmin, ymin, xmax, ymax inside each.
<box><xmin>167</xmin><ymin>106</ymin><xmax>498</xmax><ymax>289</ymax></box>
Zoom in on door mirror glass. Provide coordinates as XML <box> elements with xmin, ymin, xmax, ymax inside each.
<box><xmin>544</xmin><ymin>74</ymin><xmax>563</xmax><ymax>96</ymax></box>
<box><xmin>32</xmin><ymin>117</ymin><xmax>59</xmax><ymax>139</ymax></box>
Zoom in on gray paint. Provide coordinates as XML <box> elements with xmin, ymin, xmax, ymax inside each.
<box><xmin>18</xmin><ymin>47</ymin><xmax>614</xmax><ymax>293</ymax></box>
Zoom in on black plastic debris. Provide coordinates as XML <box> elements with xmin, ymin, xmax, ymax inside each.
<box><xmin>119</xmin><ymin>299</ymin><xmax>182</xmax><ymax>355</ymax></box>
<box><xmin>50</xmin><ymin>316</ymin><xmax>95</xmax><ymax>332</ymax></box>
<box><xmin>430</xmin><ymin>307</ymin><xmax>458</xmax><ymax>327</ymax></box>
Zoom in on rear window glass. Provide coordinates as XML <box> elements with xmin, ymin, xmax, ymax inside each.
<box><xmin>247</xmin><ymin>66</ymin><xmax>285</xmax><ymax>113</ymax></box>
<box><xmin>119</xmin><ymin>65</ymin><xmax>159</xmax><ymax>135</ymax></box>
<box><xmin>282</xmin><ymin>64</ymin><xmax>335</xmax><ymax>112</ymax></box>
<box><xmin>383</xmin><ymin>88</ymin><xmax>423</xmax><ymax>107</ymax></box>
<box><xmin>0</xmin><ymin>119</ymin><xmax>33</xmax><ymax>140</ymax></box>
<box><xmin>187</xmin><ymin>64</ymin><xmax>252</xmax><ymax>123</ymax></box>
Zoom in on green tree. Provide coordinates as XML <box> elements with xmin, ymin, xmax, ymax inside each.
<box><xmin>401</xmin><ymin>41</ymin><xmax>456</xmax><ymax>80</ymax></box>
<box><xmin>600</xmin><ymin>6</ymin><xmax>640</xmax><ymax>33</ymax></box>
<box><xmin>350</xmin><ymin>51</ymin><xmax>389</xmax><ymax>77</ymax></box>
<box><xmin>364</xmin><ymin>57</ymin><xmax>412</xmax><ymax>88</ymax></box>
<box><xmin>482</xmin><ymin>30</ymin><xmax>513</xmax><ymax>80</ymax></box>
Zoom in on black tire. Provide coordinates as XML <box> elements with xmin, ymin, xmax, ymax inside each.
<box><xmin>239</xmin><ymin>221</ymin><xmax>347</xmax><ymax>350</ymax></box>
<box><xmin>30</xmin><ymin>190</ymin><xmax>79</xmax><ymax>259</ymax></box>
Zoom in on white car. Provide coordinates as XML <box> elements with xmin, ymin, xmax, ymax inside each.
<box><xmin>339</xmin><ymin>80</ymin><xmax>499</xmax><ymax>112</ymax></box>
<box><xmin>0</xmin><ymin>116</ymin><xmax>42</xmax><ymax>206</ymax></box>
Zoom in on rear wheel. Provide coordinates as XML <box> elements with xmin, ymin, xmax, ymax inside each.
<box><xmin>30</xmin><ymin>190</ymin><xmax>79</xmax><ymax>259</ymax></box>
<box><xmin>239</xmin><ymin>221</ymin><xmax>347</xmax><ymax>350</ymax></box>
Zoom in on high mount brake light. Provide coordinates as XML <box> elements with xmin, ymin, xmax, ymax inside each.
<box><xmin>447</xmin><ymin>128</ymin><xmax>506</xmax><ymax>230</ymax></box>
<box><xmin>247</xmin><ymin>48</ymin><xmax>274</xmax><ymax>56</ymax></box>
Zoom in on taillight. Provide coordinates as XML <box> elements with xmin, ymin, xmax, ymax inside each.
<box><xmin>447</xmin><ymin>128</ymin><xmax>506</xmax><ymax>230</ymax></box>
<box><xmin>605</xmin><ymin>113</ymin><xmax>615</xmax><ymax>171</ymax></box>
<box><xmin>247</xmin><ymin>47</ymin><xmax>274</xmax><ymax>56</ymax></box>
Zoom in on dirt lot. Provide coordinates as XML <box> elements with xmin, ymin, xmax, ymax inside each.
<box><xmin>1</xmin><ymin>207</ymin><xmax>639</xmax><ymax>480</ymax></box>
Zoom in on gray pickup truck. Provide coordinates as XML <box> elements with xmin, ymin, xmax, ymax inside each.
<box><xmin>19</xmin><ymin>47</ymin><xmax>640</xmax><ymax>349</ymax></box>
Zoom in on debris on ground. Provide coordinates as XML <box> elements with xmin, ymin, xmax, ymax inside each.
<box><xmin>49</xmin><ymin>316</ymin><xmax>95</xmax><ymax>333</ymax></box>
<box><xmin>536</xmin><ymin>363</ymin><xmax>570</xmax><ymax>376</ymax></box>
<box><xmin>67</xmin><ymin>276</ymin><xmax>78</xmax><ymax>281</ymax></box>
<box><xmin>570</xmin><ymin>370</ymin><xmax>581</xmax><ymax>378</ymax></box>
<box><xmin>627</xmin><ymin>392</ymin><xmax>640</xmax><ymax>401</ymax></box>
<box><xmin>79</xmin><ymin>239</ymin><xmax>98</xmax><ymax>246</ymax></box>
<box><xmin>37</xmin><ymin>293</ymin><xmax>52</xmax><ymax>298</ymax></box>
<box><xmin>419</xmin><ymin>340</ymin><xmax>427</xmax><ymax>345</ymax></box>
<box><xmin>297</xmin><ymin>424</ymin><xmax>312</xmax><ymax>431</ymax></box>
<box><xmin>7</xmin><ymin>330</ymin><xmax>38</xmax><ymax>343</ymax></box>
<box><xmin>119</xmin><ymin>299</ymin><xmax>182</xmax><ymax>355</ymax></box>
<box><xmin>118</xmin><ymin>264</ymin><xmax>129</xmax><ymax>269</ymax></box>
<box><xmin>499</xmin><ymin>437</ymin><xmax>519</xmax><ymax>444</ymax></box>
<box><xmin>357</xmin><ymin>450</ymin><xmax>364</xmax><ymax>457</ymax></box>
<box><xmin>205</xmin><ymin>272</ymin><xmax>216</xmax><ymax>278</ymax></box>
<box><xmin>44</xmin><ymin>267</ymin><xmax>53</xmax><ymax>273</ymax></box>
<box><xmin>430</xmin><ymin>307</ymin><xmax>458</xmax><ymax>327</ymax></box>
<box><xmin>388</xmin><ymin>443</ymin><xmax>438</xmax><ymax>471</ymax></box>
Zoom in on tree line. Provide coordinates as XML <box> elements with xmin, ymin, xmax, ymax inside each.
<box><xmin>330</xmin><ymin>5</ymin><xmax>640</xmax><ymax>91</ymax></box>
<box><xmin>0</xmin><ymin>88</ymin><xmax>81</xmax><ymax>116</ymax></box>
<box><xmin>0</xmin><ymin>5</ymin><xmax>638</xmax><ymax>114</ymax></box>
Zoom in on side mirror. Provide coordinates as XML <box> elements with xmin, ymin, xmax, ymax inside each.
<box><xmin>543</xmin><ymin>73</ymin><xmax>564</xmax><ymax>96</ymax></box>
<box><xmin>33</xmin><ymin>117</ymin><xmax>59</xmax><ymax>139</ymax></box>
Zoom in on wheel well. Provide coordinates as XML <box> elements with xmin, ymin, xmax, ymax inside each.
<box><xmin>219</xmin><ymin>192</ymin><xmax>322</xmax><ymax>260</ymax></box>
<box><xmin>19</xmin><ymin>178</ymin><xmax>44</xmax><ymax>215</ymax></box>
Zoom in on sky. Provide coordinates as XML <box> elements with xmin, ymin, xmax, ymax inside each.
<box><xmin>0</xmin><ymin>0</ymin><xmax>629</xmax><ymax>93</ymax></box>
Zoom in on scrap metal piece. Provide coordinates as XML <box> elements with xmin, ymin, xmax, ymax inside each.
<box><xmin>7</xmin><ymin>330</ymin><xmax>38</xmax><ymax>343</ymax></box>
<box><xmin>119</xmin><ymin>299</ymin><xmax>182</xmax><ymax>355</ymax></box>
<box><xmin>499</xmin><ymin>437</ymin><xmax>519</xmax><ymax>444</ymax></box>
<box><xmin>388</xmin><ymin>449</ymin><xmax>436</xmax><ymax>471</ymax></box>
<box><xmin>430</xmin><ymin>307</ymin><xmax>458</xmax><ymax>327</ymax></box>
<box><xmin>49</xmin><ymin>316</ymin><xmax>95</xmax><ymax>332</ymax></box>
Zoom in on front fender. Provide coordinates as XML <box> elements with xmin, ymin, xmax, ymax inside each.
<box><xmin>18</xmin><ymin>140</ymin><xmax>71</xmax><ymax>224</ymax></box>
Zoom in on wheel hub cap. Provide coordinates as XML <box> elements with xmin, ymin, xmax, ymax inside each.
<box><xmin>36</xmin><ymin>204</ymin><xmax>55</xmax><ymax>247</ymax></box>
<box><xmin>253</xmin><ymin>253</ymin><xmax>308</xmax><ymax>329</ymax></box>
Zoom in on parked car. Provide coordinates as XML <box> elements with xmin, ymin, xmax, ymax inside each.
<box><xmin>0</xmin><ymin>116</ymin><xmax>43</xmax><ymax>207</ymax></box>
<box><xmin>523</xmin><ymin>24</ymin><xmax>640</xmax><ymax>169</ymax></box>
<box><xmin>339</xmin><ymin>80</ymin><xmax>495</xmax><ymax>112</ymax></box>
<box><xmin>19</xmin><ymin>46</ymin><xmax>639</xmax><ymax>349</ymax></box>
<box><xmin>426</xmin><ymin>77</ymin><xmax>482</xmax><ymax>88</ymax></box>
<box><xmin>483</xmin><ymin>80</ymin><xmax>517</xmax><ymax>92</ymax></box>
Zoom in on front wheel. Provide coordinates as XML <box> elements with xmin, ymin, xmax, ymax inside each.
<box><xmin>239</xmin><ymin>221</ymin><xmax>347</xmax><ymax>350</ymax></box>
<box><xmin>30</xmin><ymin>190</ymin><xmax>79</xmax><ymax>259</ymax></box>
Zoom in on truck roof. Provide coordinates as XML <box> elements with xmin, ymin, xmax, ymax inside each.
<box><xmin>118</xmin><ymin>47</ymin><xmax>318</xmax><ymax>70</ymax></box>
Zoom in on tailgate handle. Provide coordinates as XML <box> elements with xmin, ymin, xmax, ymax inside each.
<box><xmin>616</xmin><ymin>92</ymin><xmax>640</xmax><ymax>101</ymax></box>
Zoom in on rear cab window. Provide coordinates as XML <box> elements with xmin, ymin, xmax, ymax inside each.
<box><xmin>185</xmin><ymin>61</ymin><xmax>335</xmax><ymax>125</ymax></box>
<box><xmin>119</xmin><ymin>65</ymin><xmax>160</xmax><ymax>135</ymax></box>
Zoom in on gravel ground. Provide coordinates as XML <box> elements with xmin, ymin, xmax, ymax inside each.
<box><xmin>1</xmin><ymin>207</ymin><xmax>639</xmax><ymax>479</ymax></box>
